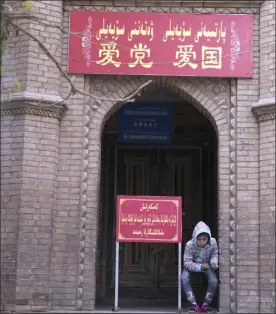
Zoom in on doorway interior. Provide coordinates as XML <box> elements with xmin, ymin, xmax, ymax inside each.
<box><xmin>96</xmin><ymin>89</ymin><xmax>218</xmax><ymax>310</ymax></box>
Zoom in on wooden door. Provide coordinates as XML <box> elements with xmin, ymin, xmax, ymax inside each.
<box><xmin>116</xmin><ymin>147</ymin><xmax>202</xmax><ymax>292</ymax></box>
<box><xmin>156</xmin><ymin>148</ymin><xmax>202</xmax><ymax>289</ymax></box>
<box><xmin>117</xmin><ymin>148</ymin><xmax>156</xmax><ymax>289</ymax></box>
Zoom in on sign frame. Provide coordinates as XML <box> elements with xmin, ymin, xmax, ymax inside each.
<box><xmin>68</xmin><ymin>11</ymin><xmax>253</xmax><ymax>78</ymax></box>
<box><xmin>117</xmin><ymin>102</ymin><xmax>173</xmax><ymax>145</ymax></box>
<box><xmin>113</xmin><ymin>195</ymin><xmax>183</xmax><ymax>313</ymax></box>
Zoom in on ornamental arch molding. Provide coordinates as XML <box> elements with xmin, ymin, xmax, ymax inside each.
<box><xmin>76</xmin><ymin>76</ymin><xmax>235</xmax><ymax>313</ymax></box>
<box><xmin>91</xmin><ymin>76</ymin><xmax>229</xmax><ymax>137</ymax></box>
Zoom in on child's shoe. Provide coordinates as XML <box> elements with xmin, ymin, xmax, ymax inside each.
<box><xmin>188</xmin><ymin>304</ymin><xmax>201</xmax><ymax>312</ymax></box>
<box><xmin>201</xmin><ymin>303</ymin><xmax>212</xmax><ymax>312</ymax></box>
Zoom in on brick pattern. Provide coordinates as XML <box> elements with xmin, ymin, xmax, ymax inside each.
<box><xmin>259</xmin><ymin>2</ymin><xmax>276</xmax><ymax>313</ymax></box>
<box><xmin>49</xmin><ymin>96</ymin><xmax>83</xmax><ymax>310</ymax></box>
<box><xmin>229</xmin><ymin>78</ymin><xmax>237</xmax><ymax>313</ymax></box>
<box><xmin>76</xmin><ymin>82</ymin><xmax>91</xmax><ymax>310</ymax></box>
<box><xmin>1</xmin><ymin>1</ymin><xmax>29</xmax><ymax>92</ymax></box>
<box><xmin>260</xmin><ymin>0</ymin><xmax>275</xmax><ymax>100</ymax></box>
<box><xmin>15</xmin><ymin>115</ymin><xmax>60</xmax><ymax>312</ymax></box>
<box><xmin>0</xmin><ymin>113</ymin><xmax>60</xmax><ymax>313</ymax></box>
<box><xmin>1</xmin><ymin>115</ymin><xmax>24</xmax><ymax>312</ymax></box>
<box><xmin>25</xmin><ymin>0</ymin><xmax>63</xmax><ymax>97</ymax></box>
<box><xmin>236</xmin><ymin>10</ymin><xmax>261</xmax><ymax>313</ymax></box>
<box><xmin>49</xmin><ymin>11</ymin><xmax>86</xmax><ymax>309</ymax></box>
<box><xmin>65</xmin><ymin>0</ymin><xmax>263</xmax><ymax>8</ymax></box>
<box><xmin>0</xmin><ymin>107</ymin><xmax>65</xmax><ymax>120</ymax></box>
<box><xmin>259</xmin><ymin>118</ymin><xmax>276</xmax><ymax>313</ymax></box>
<box><xmin>2</xmin><ymin>1</ymin><xmax>63</xmax><ymax>97</ymax></box>
<box><xmin>2</xmin><ymin>0</ymin><xmax>65</xmax><ymax>311</ymax></box>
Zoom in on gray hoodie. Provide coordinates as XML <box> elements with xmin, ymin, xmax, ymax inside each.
<box><xmin>183</xmin><ymin>221</ymin><xmax>219</xmax><ymax>272</ymax></box>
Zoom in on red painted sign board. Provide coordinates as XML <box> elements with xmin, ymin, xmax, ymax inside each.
<box><xmin>68</xmin><ymin>11</ymin><xmax>253</xmax><ymax>78</ymax></box>
<box><xmin>116</xmin><ymin>196</ymin><xmax>182</xmax><ymax>243</ymax></box>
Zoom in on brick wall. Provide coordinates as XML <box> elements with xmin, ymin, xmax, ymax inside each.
<box><xmin>24</xmin><ymin>0</ymin><xmax>63</xmax><ymax>97</ymax></box>
<box><xmin>259</xmin><ymin>1</ymin><xmax>276</xmax><ymax>313</ymax></box>
<box><xmin>259</xmin><ymin>118</ymin><xmax>276</xmax><ymax>313</ymax></box>
<box><xmin>49</xmin><ymin>104</ymin><xmax>83</xmax><ymax>310</ymax></box>
<box><xmin>26</xmin><ymin>0</ymin><xmax>63</xmax><ymax>97</ymax></box>
<box><xmin>236</xmin><ymin>11</ymin><xmax>261</xmax><ymax>313</ymax></box>
<box><xmin>15</xmin><ymin>115</ymin><xmax>60</xmax><ymax>312</ymax></box>
<box><xmin>260</xmin><ymin>0</ymin><xmax>275</xmax><ymax>100</ymax></box>
<box><xmin>48</xmin><ymin>5</ymin><xmax>88</xmax><ymax>310</ymax></box>
<box><xmin>2</xmin><ymin>0</ymin><xmax>63</xmax><ymax>97</ymax></box>
<box><xmin>1</xmin><ymin>0</ymin><xmax>65</xmax><ymax>312</ymax></box>
<box><xmin>1</xmin><ymin>115</ymin><xmax>24</xmax><ymax>311</ymax></box>
<box><xmin>2</xmin><ymin>1</ymin><xmax>29</xmax><ymax>92</ymax></box>
<box><xmin>0</xmin><ymin>113</ymin><xmax>60</xmax><ymax>312</ymax></box>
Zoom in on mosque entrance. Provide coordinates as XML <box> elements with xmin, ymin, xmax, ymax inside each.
<box><xmin>96</xmin><ymin>89</ymin><xmax>218</xmax><ymax>309</ymax></box>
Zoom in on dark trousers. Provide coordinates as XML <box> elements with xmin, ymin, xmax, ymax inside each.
<box><xmin>181</xmin><ymin>267</ymin><xmax>218</xmax><ymax>305</ymax></box>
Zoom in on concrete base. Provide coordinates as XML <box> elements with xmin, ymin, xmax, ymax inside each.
<box><xmin>44</xmin><ymin>307</ymin><xmax>217</xmax><ymax>314</ymax></box>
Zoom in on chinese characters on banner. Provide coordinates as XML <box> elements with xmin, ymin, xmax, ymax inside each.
<box><xmin>68</xmin><ymin>11</ymin><xmax>253</xmax><ymax>77</ymax></box>
<box><xmin>116</xmin><ymin>196</ymin><xmax>182</xmax><ymax>243</ymax></box>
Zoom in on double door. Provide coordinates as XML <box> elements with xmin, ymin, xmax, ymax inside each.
<box><xmin>116</xmin><ymin>147</ymin><xmax>202</xmax><ymax>291</ymax></box>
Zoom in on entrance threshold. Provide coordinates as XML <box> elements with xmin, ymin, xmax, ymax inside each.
<box><xmin>46</xmin><ymin>308</ymin><xmax>217</xmax><ymax>314</ymax></box>
<box><xmin>45</xmin><ymin>310</ymin><xmax>178</xmax><ymax>314</ymax></box>
<box><xmin>92</xmin><ymin>306</ymin><xmax>217</xmax><ymax>314</ymax></box>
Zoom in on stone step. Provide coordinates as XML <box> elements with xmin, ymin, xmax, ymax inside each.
<box><xmin>46</xmin><ymin>309</ymin><xmax>217</xmax><ymax>314</ymax></box>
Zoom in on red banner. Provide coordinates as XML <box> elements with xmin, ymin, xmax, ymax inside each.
<box><xmin>68</xmin><ymin>11</ymin><xmax>253</xmax><ymax>78</ymax></box>
<box><xmin>116</xmin><ymin>196</ymin><xmax>182</xmax><ymax>243</ymax></box>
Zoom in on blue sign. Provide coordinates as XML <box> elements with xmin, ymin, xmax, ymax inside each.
<box><xmin>117</xmin><ymin>103</ymin><xmax>173</xmax><ymax>144</ymax></box>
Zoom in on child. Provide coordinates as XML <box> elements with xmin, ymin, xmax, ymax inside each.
<box><xmin>181</xmin><ymin>221</ymin><xmax>219</xmax><ymax>312</ymax></box>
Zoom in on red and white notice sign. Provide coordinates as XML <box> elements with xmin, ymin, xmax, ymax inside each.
<box><xmin>116</xmin><ymin>195</ymin><xmax>182</xmax><ymax>243</ymax></box>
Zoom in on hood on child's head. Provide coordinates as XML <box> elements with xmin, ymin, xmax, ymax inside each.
<box><xmin>192</xmin><ymin>221</ymin><xmax>211</xmax><ymax>247</ymax></box>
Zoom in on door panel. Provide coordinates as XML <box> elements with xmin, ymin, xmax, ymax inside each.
<box><xmin>156</xmin><ymin>149</ymin><xmax>202</xmax><ymax>288</ymax></box>
<box><xmin>116</xmin><ymin>147</ymin><xmax>202</xmax><ymax>291</ymax></box>
<box><xmin>117</xmin><ymin>149</ymin><xmax>155</xmax><ymax>288</ymax></box>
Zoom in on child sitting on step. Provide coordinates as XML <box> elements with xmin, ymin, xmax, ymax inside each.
<box><xmin>181</xmin><ymin>221</ymin><xmax>219</xmax><ymax>312</ymax></box>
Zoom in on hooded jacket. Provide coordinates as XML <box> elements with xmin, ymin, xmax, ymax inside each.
<box><xmin>183</xmin><ymin>221</ymin><xmax>218</xmax><ymax>272</ymax></box>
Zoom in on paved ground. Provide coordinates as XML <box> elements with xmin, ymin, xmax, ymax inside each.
<box><xmin>94</xmin><ymin>305</ymin><xmax>183</xmax><ymax>313</ymax></box>
<box><xmin>45</xmin><ymin>309</ymin><xmax>217</xmax><ymax>314</ymax></box>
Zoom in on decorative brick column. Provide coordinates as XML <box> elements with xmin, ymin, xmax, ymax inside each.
<box><xmin>1</xmin><ymin>114</ymin><xmax>24</xmax><ymax>312</ymax></box>
<box><xmin>1</xmin><ymin>0</ymin><xmax>64</xmax><ymax>311</ymax></box>
<box><xmin>235</xmin><ymin>9</ymin><xmax>261</xmax><ymax>312</ymax></box>
<box><xmin>252</xmin><ymin>102</ymin><xmax>276</xmax><ymax>314</ymax></box>
<box><xmin>252</xmin><ymin>1</ymin><xmax>276</xmax><ymax>312</ymax></box>
<box><xmin>1</xmin><ymin>99</ymin><xmax>66</xmax><ymax>312</ymax></box>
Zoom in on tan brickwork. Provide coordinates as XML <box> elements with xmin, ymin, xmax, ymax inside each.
<box><xmin>235</xmin><ymin>10</ymin><xmax>261</xmax><ymax>313</ymax></box>
<box><xmin>258</xmin><ymin>2</ymin><xmax>276</xmax><ymax>313</ymax></box>
<box><xmin>1</xmin><ymin>115</ymin><xmax>24</xmax><ymax>312</ymax></box>
<box><xmin>49</xmin><ymin>8</ymin><xmax>87</xmax><ymax>310</ymax></box>
<box><xmin>2</xmin><ymin>1</ymin><xmax>63</xmax><ymax>97</ymax></box>
<box><xmin>260</xmin><ymin>0</ymin><xmax>275</xmax><ymax>100</ymax></box>
<box><xmin>259</xmin><ymin>118</ymin><xmax>276</xmax><ymax>313</ymax></box>
<box><xmin>0</xmin><ymin>112</ymin><xmax>60</xmax><ymax>312</ymax></box>
<box><xmin>1</xmin><ymin>1</ymin><xmax>29</xmax><ymax>92</ymax></box>
<box><xmin>16</xmin><ymin>115</ymin><xmax>59</xmax><ymax>312</ymax></box>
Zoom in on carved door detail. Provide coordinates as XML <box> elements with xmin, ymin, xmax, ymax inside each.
<box><xmin>116</xmin><ymin>148</ymin><xmax>202</xmax><ymax>290</ymax></box>
<box><xmin>117</xmin><ymin>149</ymin><xmax>155</xmax><ymax>288</ymax></box>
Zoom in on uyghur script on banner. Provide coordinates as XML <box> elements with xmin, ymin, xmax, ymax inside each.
<box><xmin>68</xmin><ymin>11</ymin><xmax>253</xmax><ymax>78</ymax></box>
<box><xmin>116</xmin><ymin>196</ymin><xmax>182</xmax><ymax>243</ymax></box>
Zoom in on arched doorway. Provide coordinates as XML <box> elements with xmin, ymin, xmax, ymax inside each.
<box><xmin>95</xmin><ymin>87</ymin><xmax>218</xmax><ymax>310</ymax></box>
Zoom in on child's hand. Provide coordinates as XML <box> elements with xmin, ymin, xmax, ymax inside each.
<box><xmin>211</xmin><ymin>263</ymin><xmax>218</xmax><ymax>270</ymax></box>
<box><xmin>201</xmin><ymin>263</ymin><xmax>208</xmax><ymax>271</ymax></box>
